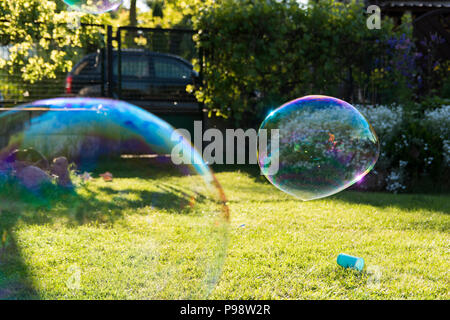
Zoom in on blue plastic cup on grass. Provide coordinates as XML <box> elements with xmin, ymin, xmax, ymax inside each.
<box><xmin>337</xmin><ymin>253</ymin><xmax>364</xmax><ymax>271</ymax></box>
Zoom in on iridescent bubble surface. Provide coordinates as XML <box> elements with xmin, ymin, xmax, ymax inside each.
<box><xmin>64</xmin><ymin>0</ymin><xmax>122</xmax><ymax>14</ymax></box>
<box><xmin>258</xmin><ymin>95</ymin><xmax>379</xmax><ymax>201</ymax></box>
<box><xmin>0</xmin><ymin>98</ymin><xmax>228</xmax><ymax>299</ymax></box>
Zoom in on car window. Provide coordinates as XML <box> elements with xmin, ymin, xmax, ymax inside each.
<box><xmin>153</xmin><ymin>57</ymin><xmax>191</xmax><ymax>80</ymax></box>
<box><xmin>115</xmin><ymin>55</ymin><xmax>150</xmax><ymax>78</ymax></box>
<box><xmin>73</xmin><ymin>57</ymin><xmax>98</xmax><ymax>75</ymax></box>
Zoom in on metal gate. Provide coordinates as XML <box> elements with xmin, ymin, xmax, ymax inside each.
<box><xmin>109</xmin><ymin>25</ymin><xmax>204</xmax><ymax>138</ymax></box>
<box><xmin>0</xmin><ymin>22</ymin><xmax>204</xmax><ymax>139</ymax></box>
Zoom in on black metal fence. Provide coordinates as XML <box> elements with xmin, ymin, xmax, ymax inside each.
<box><xmin>0</xmin><ymin>22</ymin><xmax>202</xmax><ymax>114</ymax></box>
<box><xmin>1</xmin><ymin>17</ymin><xmax>447</xmax><ymax>114</ymax></box>
<box><xmin>113</xmin><ymin>26</ymin><xmax>201</xmax><ymax>113</ymax></box>
<box><xmin>0</xmin><ymin>20</ymin><xmax>205</xmax><ymax>141</ymax></box>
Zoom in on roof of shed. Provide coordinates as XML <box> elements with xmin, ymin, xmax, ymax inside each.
<box><xmin>377</xmin><ymin>1</ymin><xmax>450</xmax><ymax>8</ymax></box>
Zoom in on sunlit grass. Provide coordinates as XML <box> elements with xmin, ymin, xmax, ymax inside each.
<box><xmin>0</xmin><ymin>168</ymin><xmax>449</xmax><ymax>299</ymax></box>
<box><xmin>0</xmin><ymin>164</ymin><xmax>227</xmax><ymax>300</ymax></box>
<box><xmin>212</xmin><ymin>170</ymin><xmax>449</xmax><ymax>299</ymax></box>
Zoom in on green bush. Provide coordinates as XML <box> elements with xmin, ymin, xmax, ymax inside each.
<box><xmin>0</xmin><ymin>0</ymin><xmax>106</xmax><ymax>83</ymax></box>
<box><xmin>192</xmin><ymin>0</ymin><xmax>407</xmax><ymax>127</ymax></box>
<box><xmin>358</xmin><ymin>104</ymin><xmax>449</xmax><ymax>193</ymax></box>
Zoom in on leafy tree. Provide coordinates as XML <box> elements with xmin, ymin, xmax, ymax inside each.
<box><xmin>191</xmin><ymin>0</ymin><xmax>406</xmax><ymax>127</ymax></box>
<box><xmin>0</xmin><ymin>0</ymin><xmax>108</xmax><ymax>83</ymax></box>
<box><xmin>146</xmin><ymin>0</ymin><xmax>164</xmax><ymax>18</ymax></box>
<box><xmin>136</xmin><ymin>0</ymin><xmax>214</xmax><ymax>28</ymax></box>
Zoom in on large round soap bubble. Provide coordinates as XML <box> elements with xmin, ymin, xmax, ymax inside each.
<box><xmin>64</xmin><ymin>0</ymin><xmax>122</xmax><ymax>14</ymax></box>
<box><xmin>0</xmin><ymin>98</ymin><xmax>229</xmax><ymax>299</ymax></box>
<box><xmin>258</xmin><ymin>95</ymin><xmax>379</xmax><ymax>201</ymax></box>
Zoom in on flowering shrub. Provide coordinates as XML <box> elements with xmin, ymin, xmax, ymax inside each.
<box><xmin>358</xmin><ymin>105</ymin><xmax>403</xmax><ymax>139</ymax></box>
<box><xmin>424</xmin><ymin>105</ymin><xmax>450</xmax><ymax>166</ymax></box>
<box><xmin>356</xmin><ymin>104</ymin><xmax>449</xmax><ymax>193</ymax></box>
<box><xmin>385</xmin><ymin>168</ymin><xmax>407</xmax><ymax>193</ymax></box>
<box><xmin>385</xmin><ymin>34</ymin><xmax>418</xmax><ymax>89</ymax></box>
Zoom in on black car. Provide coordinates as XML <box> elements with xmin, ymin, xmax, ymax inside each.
<box><xmin>65</xmin><ymin>49</ymin><xmax>200</xmax><ymax>112</ymax></box>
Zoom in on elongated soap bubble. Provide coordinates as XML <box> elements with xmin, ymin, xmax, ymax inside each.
<box><xmin>258</xmin><ymin>95</ymin><xmax>379</xmax><ymax>201</ymax></box>
<box><xmin>0</xmin><ymin>98</ymin><xmax>228</xmax><ymax>299</ymax></box>
<box><xmin>63</xmin><ymin>0</ymin><xmax>122</xmax><ymax>14</ymax></box>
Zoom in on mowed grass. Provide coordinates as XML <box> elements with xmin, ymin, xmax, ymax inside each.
<box><xmin>0</xmin><ymin>167</ymin><xmax>449</xmax><ymax>299</ymax></box>
<box><xmin>212</xmin><ymin>170</ymin><xmax>449</xmax><ymax>299</ymax></box>
<box><xmin>0</xmin><ymin>162</ymin><xmax>227</xmax><ymax>300</ymax></box>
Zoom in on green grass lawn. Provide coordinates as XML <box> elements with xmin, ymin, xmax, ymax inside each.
<box><xmin>0</xmin><ymin>167</ymin><xmax>449</xmax><ymax>299</ymax></box>
<box><xmin>211</xmin><ymin>170</ymin><xmax>449</xmax><ymax>299</ymax></box>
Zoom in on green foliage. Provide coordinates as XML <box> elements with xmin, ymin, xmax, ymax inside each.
<box><xmin>388</xmin><ymin>114</ymin><xmax>446</xmax><ymax>192</ymax></box>
<box><xmin>442</xmin><ymin>76</ymin><xmax>450</xmax><ymax>99</ymax></box>
<box><xmin>0</xmin><ymin>0</ymin><xmax>107</xmax><ymax>83</ymax></box>
<box><xmin>191</xmin><ymin>0</ymin><xmax>414</xmax><ymax>127</ymax></box>
<box><xmin>137</xmin><ymin>0</ymin><xmax>215</xmax><ymax>28</ymax></box>
<box><xmin>359</xmin><ymin>104</ymin><xmax>450</xmax><ymax>193</ymax></box>
<box><xmin>415</xmin><ymin>95</ymin><xmax>450</xmax><ymax>112</ymax></box>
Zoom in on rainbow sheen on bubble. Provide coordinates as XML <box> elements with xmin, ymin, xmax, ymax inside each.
<box><xmin>64</xmin><ymin>0</ymin><xmax>122</xmax><ymax>14</ymax></box>
<box><xmin>0</xmin><ymin>98</ymin><xmax>228</xmax><ymax>299</ymax></box>
<box><xmin>258</xmin><ymin>95</ymin><xmax>379</xmax><ymax>201</ymax></box>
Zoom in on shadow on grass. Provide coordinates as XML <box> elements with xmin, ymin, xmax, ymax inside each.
<box><xmin>0</xmin><ymin>213</ymin><xmax>39</xmax><ymax>299</ymax></box>
<box><xmin>211</xmin><ymin>163</ymin><xmax>261</xmax><ymax>177</ymax></box>
<box><xmin>212</xmin><ymin>164</ymin><xmax>450</xmax><ymax>214</ymax></box>
<box><xmin>331</xmin><ymin>191</ymin><xmax>450</xmax><ymax>215</ymax></box>
<box><xmin>0</xmin><ymin>158</ymin><xmax>204</xmax><ymax>299</ymax></box>
<box><xmin>87</xmin><ymin>156</ymin><xmax>189</xmax><ymax>179</ymax></box>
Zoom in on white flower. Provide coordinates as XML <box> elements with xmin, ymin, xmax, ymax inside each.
<box><xmin>443</xmin><ymin>140</ymin><xmax>450</xmax><ymax>165</ymax></box>
<box><xmin>356</xmin><ymin>105</ymin><xmax>404</xmax><ymax>140</ymax></box>
<box><xmin>424</xmin><ymin>105</ymin><xmax>450</xmax><ymax>138</ymax></box>
<box><xmin>385</xmin><ymin>169</ymin><xmax>406</xmax><ymax>193</ymax></box>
